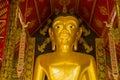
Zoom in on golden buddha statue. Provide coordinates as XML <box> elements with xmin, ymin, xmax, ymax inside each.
<box><xmin>33</xmin><ymin>15</ymin><xmax>97</xmax><ymax>80</ymax></box>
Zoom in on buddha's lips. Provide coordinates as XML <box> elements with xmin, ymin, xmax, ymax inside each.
<box><xmin>60</xmin><ymin>34</ymin><xmax>69</xmax><ymax>38</ymax></box>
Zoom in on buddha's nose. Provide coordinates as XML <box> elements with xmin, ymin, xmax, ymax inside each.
<box><xmin>61</xmin><ymin>29</ymin><xmax>68</xmax><ymax>34</ymax></box>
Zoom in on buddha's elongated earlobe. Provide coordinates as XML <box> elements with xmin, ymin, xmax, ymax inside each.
<box><xmin>73</xmin><ymin>40</ymin><xmax>77</xmax><ymax>51</ymax></box>
<box><xmin>52</xmin><ymin>41</ymin><xmax>55</xmax><ymax>51</ymax></box>
<box><xmin>73</xmin><ymin>27</ymin><xmax>82</xmax><ymax>51</ymax></box>
<box><xmin>49</xmin><ymin>28</ymin><xmax>55</xmax><ymax>51</ymax></box>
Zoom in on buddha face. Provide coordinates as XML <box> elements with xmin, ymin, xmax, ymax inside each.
<box><xmin>51</xmin><ymin>16</ymin><xmax>79</xmax><ymax>46</ymax></box>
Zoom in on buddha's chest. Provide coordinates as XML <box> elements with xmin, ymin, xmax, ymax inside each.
<box><xmin>41</xmin><ymin>60</ymin><xmax>89</xmax><ymax>80</ymax></box>
<box><xmin>40</xmin><ymin>54</ymin><xmax>90</xmax><ymax>80</ymax></box>
<box><xmin>48</xmin><ymin>63</ymin><xmax>80</xmax><ymax>80</ymax></box>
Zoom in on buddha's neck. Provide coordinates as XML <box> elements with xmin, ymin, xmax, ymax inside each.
<box><xmin>55</xmin><ymin>44</ymin><xmax>73</xmax><ymax>53</ymax></box>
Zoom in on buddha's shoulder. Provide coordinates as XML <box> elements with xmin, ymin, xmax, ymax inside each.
<box><xmin>73</xmin><ymin>52</ymin><xmax>95</xmax><ymax>59</ymax></box>
<box><xmin>36</xmin><ymin>52</ymin><xmax>55</xmax><ymax>60</ymax></box>
<box><xmin>36</xmin><ymin>52</ymin><xmax>95</xmax><ymax>61</ymax></box>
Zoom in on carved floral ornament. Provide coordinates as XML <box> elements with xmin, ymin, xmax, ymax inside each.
<box><xmin>59</xmin><ymin>0</ymin><xmax>70</xmax><ymax>6</ymax></box>
<box><xmin>99</xmin><ymin>6</ymin><xmax>108</xmax><ymax>16</ymax></box>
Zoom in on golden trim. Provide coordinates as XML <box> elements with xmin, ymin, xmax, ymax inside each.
<box><xmin>115</xmin><ymin>0</ymin><xmax>120</xmax><ymax>34</ymax></box>
<box><xmin>108</xmin><ymin>30</ymin><xmax>119</xmax><ymax>79</ymax></box>
<box><xmin>0</xmin><ymin>27</ymin><xmax>5</xmax><ymax>35</ymax></box>
<box><xmin>24</xmin><ymin>37</ymin><xmax>35</xmax><ymax>80</ymax></box>
<box><xmin>95</xmin><ymin>38</ymin><xmax>108</xmax><ymax>80</ymax></box>
<box><xmin>0</xmin><ymin>22</ymin><xmax>6</xmax><ymax>29</ymax></box>
<box><xmin>0</xmin><ymin>7</ymin><xmax>8</xmax><ymax>17</ymax></box>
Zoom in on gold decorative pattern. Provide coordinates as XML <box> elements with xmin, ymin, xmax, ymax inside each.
<box><xmin>40</xmin><ymin>25</ymin><xmax>49</xmax><ymax>36</ymax></box>
<box><xmin>59</xmin><ymin>0</ymin><xmax>70</xmax><ymax>6</ymax></box>
<box><xmin>79</xmin><ymin>25</ymin><xmax>93</xmax><ymax>53</ymax></box>
<box><xmin>0</xmin><ymin>0</ymin><xmax>20</xmax><ymax>79</ymax></box>
<box><xmin>28</xmin><ymin>19</ymin><xmax>36</xmax><ymax>28</ymax></box>
<box><xmin>55</xmin><ymin>8</ymin><xmax>60</xmax><ymax>15</ymax></box>
<box><xmin>0</xmin><ymin>7</ymin><xmax>8</xmax><ymax>18</ymax></box>
<box><xmin>0</xmin><ymin>22</ymin><xmax>5</xmax><ymax>35</ymax></box>
<box><xmin>94</xmin><ymin>18</ymin><xmax>103</xmax><ymax>28</ymax></box>
<box><xmin>24</xmin><ymin>37</ymin><xmax>35</xmax><ymax>80</ymax></box>
<box><xmin>38</xmin><ymin>38</ymin><xmax>50</xmax><ymax>53</ymax></box>
<box><xmin>0</xmin><ymin>22</ymin><xmax>6</xmax><ymax>28</ymax></box>
<box><xmin>110</xmin><ymin>28</ymin><xmax>120</xmax><ymax>44</ymax></box>
<box><xmin>0</xmin><ymin>14</ymin><xmax>7</xmax><ymax>19</ymax></box>
<box><xmin>17</xmin><ymin>31</ymin><xmax>26</xmax><ymax>77</ymax></box>
<box><xmin>99</xmin><ymin>6</ymin><xmax>108</xmax><ymax>15</ymax></box>
<box><xmin>0</xmin><ymin>27</ymin><xmax>5</xmax><ymax>35</ymax></box>
<box><xmin>25</xmin><ymin>7</ymin><xmax>32</xmax><ymax>17</ymax></box>
<box><xmin>95</xmin><ymin>38</ymin><xmax>108</xmax><ymax>80</ymax></box>
<box><xmin>82</xmin><ymin>7</ymin><xmax>89</xmax><ymax>18</ymax></box>
<box><xmin>108</xmin><ymin>29</ymin><xmax>119</xmax><ymax>79</ymax></box>
<box><xmin>40</xmin><ymin>19</ymin><xmax>51</xmax><ymax>36</ymax></box>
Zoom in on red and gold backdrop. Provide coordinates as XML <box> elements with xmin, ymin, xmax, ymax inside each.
<box><xmin>18</xmin><ymin>0</ymin><xmax>120</xmax><ymax>68</ymax></box>
<box><xmin>0</xmin><ymin>0</ymin><xmax>120</xmax><ymax>79</ymax></box>
<box><xmin>0</xmin><ymin>0</ymin><xmax>10</xmax><ymax>69</ymax></box>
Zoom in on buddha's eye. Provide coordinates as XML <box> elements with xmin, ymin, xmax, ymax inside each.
<box><xmin>68</xmin><ymin>25</ymin><xmax>74</xmax><ymax>28</ymax></box>
<box><xmin>56</xmin><ymin>26</ymin><xmax>60</xmax><ymax>28</ymax></box>
<box><xmin>55</xmin><ymin>25</ymin><xmax>62</xmax><ymax>29</ymax></box>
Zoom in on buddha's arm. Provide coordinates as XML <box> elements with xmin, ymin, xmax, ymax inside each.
<box><xmin>33</xmin><ymin>57</ymin><xmax>45</xmax><ymax>80</ymax></box>
<box><xmin>88</xmin><ymin>57</ymin><xmax>98</xmax><ymax>80</ymax></box>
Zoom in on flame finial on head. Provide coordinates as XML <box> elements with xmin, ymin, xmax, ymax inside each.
<box><xmin>62</xmin><ymin>1</ymin><xmax>67</xmax><ymax>13</ymax></box>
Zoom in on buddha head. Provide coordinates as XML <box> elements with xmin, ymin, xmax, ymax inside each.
<box><xmin>49</xmin><ymin>15</ymin><xmax>82</xmax><ymax>51</ymax></box>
